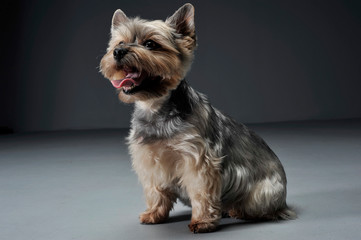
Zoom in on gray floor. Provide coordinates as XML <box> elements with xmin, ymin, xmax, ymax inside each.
<box><xmin>1</xmin><ymin>120</ymin><xmax>361</xmax><ymax>240</ymax></box>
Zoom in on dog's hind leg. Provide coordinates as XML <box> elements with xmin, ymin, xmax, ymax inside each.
<box><xmin>229</xmin><ymin>173</ymin><xmax>296</xmax><ymax>220</ymax></box>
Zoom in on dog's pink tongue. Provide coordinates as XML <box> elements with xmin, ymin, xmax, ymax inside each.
<box><xmin>111</xmin><ymin>72</ymin><xmax>140</xmax><ymax>89</ymax></box>
<box><xmin>111</xmin><ymin>78</ymin><xmax>136</xmax><ymax>88</ymax></box>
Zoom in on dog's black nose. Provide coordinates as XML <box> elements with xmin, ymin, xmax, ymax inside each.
<box><xmin>113</xmin><ymin>48</ymin><xmax>128</xmax><ymax>61</ymax></box>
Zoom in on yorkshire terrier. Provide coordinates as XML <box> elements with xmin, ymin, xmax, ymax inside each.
<box><xmin>100</xmin><ymin>3</ymin><xmax>296</xmax><ymax>233</ymax></box>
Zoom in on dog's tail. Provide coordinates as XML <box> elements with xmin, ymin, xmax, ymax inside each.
<box><xmin>275</xmin><ymin>205</ymin><xmax>297</xmax><ymax>220</ymax></box>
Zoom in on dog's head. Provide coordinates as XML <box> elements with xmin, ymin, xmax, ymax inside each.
<box><xmin>100</xmin><ymin>3</ymin><xmax>196</xmax><ymax>103</ymax></box>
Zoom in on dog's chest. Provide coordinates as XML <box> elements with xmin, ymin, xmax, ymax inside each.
<box><xmin>129</xmin><ymin>134</ymin><xmax>185</xmax><ymax>183</ymax></box>
<box><xmin>129</xmin><ymin>136</ymin><xmax>192</xmax><ymax>206</ymax></box>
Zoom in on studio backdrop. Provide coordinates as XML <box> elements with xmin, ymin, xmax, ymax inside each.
<box><xmin>1</xmin><ymin>0</ymin><xmax>361</xmax><ymax>133</ymax></box>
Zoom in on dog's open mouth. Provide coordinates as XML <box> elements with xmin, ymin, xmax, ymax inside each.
<box><xmin>111</xmin><ymin>70</ymin><xmax>143</xmax><ymax>94</ymax></box>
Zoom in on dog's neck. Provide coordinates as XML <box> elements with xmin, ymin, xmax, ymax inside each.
<box><xmin>135</xmin><ymin>94</ymin><xmax>170</xmax><ymax>113</ymax></box>
<box><xmin>134</xmin><ymin>80</ymin><xmax>191</xmax><ymax>114</ymax></box>
<box><xmin>131</xmin><ymin>80</ymin><xmax>195</xmax><ymax>142</ymax></box>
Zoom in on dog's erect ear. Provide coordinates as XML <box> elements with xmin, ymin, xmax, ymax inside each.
<box><xmin>112</xmin><ymin>9</ymin><xmax>129</xmax><ymax>29</ymax></box>
<box><xmin>166</xmin><ymin>3</ymin><xmax>195</xmax><ymax>37</ymax></box>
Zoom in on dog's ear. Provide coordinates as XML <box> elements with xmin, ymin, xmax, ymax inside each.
<box><xmin>166</xmin><ymin>3</ymin><xmax>195</xmax><ymax>37</ymax></box>
<box><xmin>112</xmin><ymin>9</ymin><xmax>129</xmax><ymax>30</ymax></box>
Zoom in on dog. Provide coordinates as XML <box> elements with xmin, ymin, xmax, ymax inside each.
<box><xmin>100</xmin><ymin>3</ymin><xmax>296</xmax><ymax>233</ymax></box>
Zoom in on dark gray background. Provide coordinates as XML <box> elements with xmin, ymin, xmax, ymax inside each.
<box><xmin>2</xmin><ymin>0</ymin><xmax>361</xmax><ymax>133</ymax></box>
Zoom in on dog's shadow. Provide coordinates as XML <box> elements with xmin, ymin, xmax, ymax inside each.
<box><xmin>166</xmin><ymin>207</ymin><xmax>299</xmax><ymax>232</ymax></box>
<box><xmin>166</xmin><ymin>211</ymin><xmax>192</xmax><ymax>223</ymax></box>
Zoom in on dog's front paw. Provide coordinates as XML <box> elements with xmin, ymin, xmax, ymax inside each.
<box><xmin>139</xmin><ymin>210</ymin><xmax>167</xmax><ymax>224</ymax></box>
<box><xmin>188</xmin><ymin>220</ymin><xmax>218</xmax><ymax>233</ymax></box>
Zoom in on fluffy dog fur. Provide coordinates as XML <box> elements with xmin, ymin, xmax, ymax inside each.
<box><xmin>100</xmin><ymin>3</ymin><xmax>296</xmax><ymax>233</ymax></box>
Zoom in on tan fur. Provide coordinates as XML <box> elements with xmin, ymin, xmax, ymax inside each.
<box><xmin>129</xmin><ymin>128</ymin><xmax>223</xmax><ymax>232</ymax></box>
<box><xmin>112</xmin><ymin>70</ymin><xmax>126</xmax><ymax>80</ymax></box>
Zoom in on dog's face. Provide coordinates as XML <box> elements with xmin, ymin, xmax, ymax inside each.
<box><xmin>100</xmin><ymin>4</ymin><xmax>196</xmax><ymax>103</ymax></box>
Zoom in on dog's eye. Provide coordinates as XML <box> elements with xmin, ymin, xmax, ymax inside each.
<box><xmin>143</xmin><ymin>40</ymin><xmax>159</xmax><ymax>50</ymax></box>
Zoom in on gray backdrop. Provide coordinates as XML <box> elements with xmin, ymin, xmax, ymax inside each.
<box><xmin>1</xmin><ymin>0</ymin><xmax>361</xmax><ymax>133</ymax></box>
